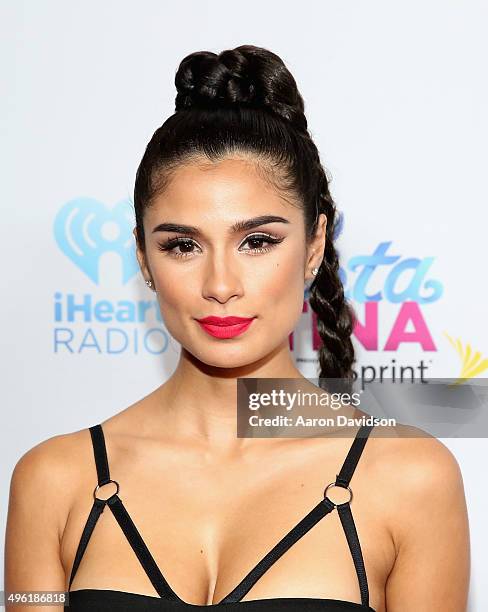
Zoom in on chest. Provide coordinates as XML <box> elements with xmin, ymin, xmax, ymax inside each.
<box><xmin>60</xmin><ymin>439</ymin><xmax>393</xmax><ymax>610</ymax></box>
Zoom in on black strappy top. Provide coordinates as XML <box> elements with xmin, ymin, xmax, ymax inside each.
<box><xmin>65</xmin><ymin>424</ymin><xmax>376</xmax><ymax>611</ymax></box>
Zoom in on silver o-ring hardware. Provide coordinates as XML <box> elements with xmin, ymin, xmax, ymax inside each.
<box><xmin>323</xmin><ymin>481</ymin><xmax>353</xmax><ymax>507</ymax></box>
<box><xmin>93</xmin><ymin>479</ymin><xmax>120</xmax><ymax>502</ymax></box>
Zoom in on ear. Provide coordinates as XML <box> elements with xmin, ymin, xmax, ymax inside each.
<box><xmin>133</xmin><ymin>227</ymin><xmax>153</xmax><ymax>285</ymax></box>
<box><xmin>304</xmin><ymin>213</ymin><xmax>327</xmax><ymax>282</ymax></box>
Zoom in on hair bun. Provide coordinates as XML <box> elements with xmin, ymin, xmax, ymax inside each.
<box><xmin>174</xmin><ymin>45</ymin><xmax>307</xmax><ymax>132</ymax></box>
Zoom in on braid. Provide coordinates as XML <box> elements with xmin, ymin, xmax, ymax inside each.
<box><xmin>308</xmin><ymin>164</ymin><xmax>357</xmax><ymax>385</ymax></box>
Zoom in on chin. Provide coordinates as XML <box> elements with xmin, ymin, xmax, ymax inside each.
<box><xmin>187</xmin><ymin>343</ymin><xmax>262</xmax><ymax>369</ymax></box>
<box><xmin>201</xmin><ymin>350</ymin><xmax>253</xmax><ymax>369</ymax></box>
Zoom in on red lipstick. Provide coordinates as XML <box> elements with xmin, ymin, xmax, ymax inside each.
<box><xmin>196</xmin><ymin>316</ymin><xmax>256</xmax><ymax>339</ymax></box>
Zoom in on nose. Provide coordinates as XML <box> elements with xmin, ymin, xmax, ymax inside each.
<box><xmin>201</xmin><ymin>250</ymin><xmax>244</xmax><ymax>304</ymax></box>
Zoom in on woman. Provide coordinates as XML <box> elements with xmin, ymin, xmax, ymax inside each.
<box><xmin>5</xmin><ymin>45</ymin><xmax>470</xmax><ymax>611</ymax></box>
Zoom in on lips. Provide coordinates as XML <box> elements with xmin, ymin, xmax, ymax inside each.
<box><xmin>197</xmin><ymin>316</ymin><xmax>255</xmax><ymax>326</ymax></box>
<box><xmin>196</xmin><ymin>316</ymin><xmax>256</xmax><ymax>339</ymax></box>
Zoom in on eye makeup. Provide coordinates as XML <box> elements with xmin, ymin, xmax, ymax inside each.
<box><xmin>157</xmin><ymin>232</ymin><xmax>285</xmax><ymax>259</ymax></box>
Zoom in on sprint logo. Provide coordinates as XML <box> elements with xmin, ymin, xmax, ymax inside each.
<box><xmin>444</xmin><ymin>332</ymin><xmax>488</xmax><ymax>384</ymax></box>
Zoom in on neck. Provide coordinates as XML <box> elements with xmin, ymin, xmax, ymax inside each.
<box><xmin>153</xmin><ymin>340</ymin><xmax>307</xmax><ymax>453</ymax></box>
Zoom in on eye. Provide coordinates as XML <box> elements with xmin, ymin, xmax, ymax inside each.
<box><xmin>156</xmin><ymin>232</ymin><xmax>284</xmax><ymax>259</ymax></box>
<box><xmin>157</xmin><ymin>236</ymin><xmax>200</xmax><ymax>259</ymax></box>
<box><xmin>239</xmin><ymin>233</ymin><xmax>284</xmax><ymax>255</ymax></box>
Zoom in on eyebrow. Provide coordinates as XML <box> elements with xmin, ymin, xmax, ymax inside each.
<box><xmin>151</xmin><ymin>215</ymin><xmax>290</xmax><ymax>236</ymax></box>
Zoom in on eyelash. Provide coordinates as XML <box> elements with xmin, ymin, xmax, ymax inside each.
<box><xmin>157</xmin><ymin>233</ymin><xmax>284</xmax><ymax>259</ymax></box>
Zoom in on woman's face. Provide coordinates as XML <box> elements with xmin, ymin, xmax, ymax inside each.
<box><xmin>135</xmin><ymin>157</ymin><xmax>325</xmax><ymax>369</ymax></box>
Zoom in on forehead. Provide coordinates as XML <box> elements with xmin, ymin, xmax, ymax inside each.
<box><xmin>148</xmin><ymin>157</ymin><xmax>300</xmax><ymax>222</ymax></box>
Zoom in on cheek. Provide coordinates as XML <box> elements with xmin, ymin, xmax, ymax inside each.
<box><xmin>254</xmin><ymin>256</ymin><xmax>305</xmax><ymax>328</ymax></box>
<box><xmin>152</xmin><ymin>271</ymin><xmax>196</xmax><ymax>324</ymax></box>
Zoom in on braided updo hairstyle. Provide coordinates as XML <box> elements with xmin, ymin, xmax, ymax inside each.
<box><xmin>133</xmin><ymin>45</ymin><xmax>357</xmax><ymax>384</ymax></box>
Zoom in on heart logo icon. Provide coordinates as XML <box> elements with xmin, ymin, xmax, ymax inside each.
<box><xmin>54</xmin><ymin>197</ymin><xmax>139</xmax><ymax>285</ymax></box>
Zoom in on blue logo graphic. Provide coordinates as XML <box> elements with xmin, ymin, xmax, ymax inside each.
<box><xmin>54</xmin><ymin>198</ymin><xmax>139</xmax><ymax>285</ymax></box>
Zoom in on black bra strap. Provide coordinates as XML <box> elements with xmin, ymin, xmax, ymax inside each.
<box><xmin>105</xmin><ymin>495</ymin><xmax>182</xmax><ymax>601</ymax></box>
<box><xmin>219</xmin><ymin>497</ymin><xmax>336</xmax><ymax>604</ymax></box>
<box><xmin>221</xmin><ymin>425</ymin><xmax>375</xmax><ymax>605</ymax></box>
<box><xmin>69</xmin><ymin>424</ymin><xmax>179</xmax><ymax>600</ymax></box>
<box><xmin>70</xmin><ymin>422</ymin><xmax>374</xmax><ymax>608</ymax></box>
<box><xmin>334</xmin><ymin>424</ymin><xmax>374</xmax><ymax>608</ymax></box>
<box><xmin>89</xmin><ymin>424</ymin><xmax>111</xmax><ymax>485</ymax></box>
<box><xmin>68</xmin><ymin>426</ymin><xmax>111</xmax><ymax>590</ymax></box>
<box><xmin>335</xmin><ymin>424</ymin><xmax>374</xmax><ymax>489</ymax></box>
<box><xmin>337</xmin><ymin>503</ymin><xmax>370</xmax><ymax>608</ymax></box>
<box><xmin>68</xmin><ymin>498</ymin><xmax>106</xmax><ymax>590</ymax></box>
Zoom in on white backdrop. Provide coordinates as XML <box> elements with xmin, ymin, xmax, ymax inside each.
<box><xmin>1</xmin><ymin>0</ymin><xmax>487</xmax><ymax>609</ymax></box>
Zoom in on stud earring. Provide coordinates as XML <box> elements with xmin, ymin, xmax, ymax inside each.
<box><xmin>145</xmin><ymin>279</ymin><xmax>153</xmax><ymax>289</ymax></box>
<box><xmin>312</xmin><ymin>267</ymin><xmax>318</xmax><ymax>276</ymax></box>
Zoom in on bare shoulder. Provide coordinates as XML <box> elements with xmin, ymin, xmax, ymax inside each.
<box><xmin>11</xmin><ymin>427</ymin><xmax>93</xmax><ymax>482</ymax></box>
<box><xmin>368</xmin><ymin>428</ymin><xmax>470</xmax><ymax>609</ymax></box>
<box><xmin>370</xmin><ymin>424</ymin><xmax>463</xmax><ymax>480</ymax></box>
<box><xmin>8</xmin><ymin>428</ymin><xmax>94</xmax><ymax>537</ymax></box>
<box><xmin>9</xmin><ymin>398</ymin><xmax>150</xmax><ymax>488</ymax></box>
<box><xmin>5</xmin><ymin>427</ymin><xmax>101</xmax><ymax>597</ymax></box>
<box><xmin>9</xmin><ymin>389</ymin><xmax>159</xmax><ymax>502</ymax></box>
<box><xmin>375</xmin><ymin>424</ymin><xmax>463</xmax><ymax>486</ymax></box>
<box><xmin>8</xmin><ymin>391</ymin><xmax>156</xmax><ymax>502</ymax></box>
<box><xmin>368</xmin><ymin>424</ymin><xmax>466</xmax><ymax>525</ymax></box>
